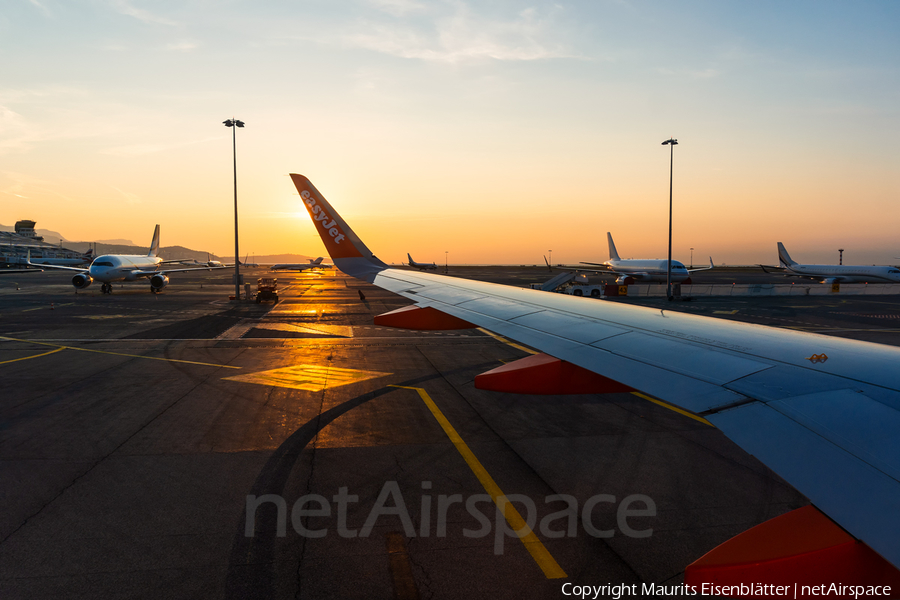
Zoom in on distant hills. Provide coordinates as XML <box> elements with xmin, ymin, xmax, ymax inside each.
<box><xmin>0</xmin><ymin>224</ymin><xmax>317</xmax><ymax>264</ymax></box>
<box><xmin>0</xmin><ymin>224</ymin><xmax>72</xmax><ymax>245</ymax></box>
<box><xmin>0</xmin><ymin>224</ymin><xmax>135</xmax><ymax>247</ymax></box>
<box><xmin>220</xmin><ymin>254</ymin><xmax>319</xmax><ymax>264</ymax></box>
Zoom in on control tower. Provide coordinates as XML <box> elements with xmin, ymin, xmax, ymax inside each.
<box><xmin>14</xmin><ymin>220</ymin><xmax>44</xmax><ymax>241</ymax></box>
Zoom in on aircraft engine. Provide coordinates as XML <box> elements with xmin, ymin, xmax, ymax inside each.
<box><xmin>72</xmin><ymin>273</ymin><xmax>93</xmax><ymax>289</ymax></box>
<box><xmin>150</xmin><ymin>274</ymin><xmax>169</xmax><ymax>291</ymax></box>
<box><xmin>615</xmin><ymin>275</ymin><xmax>635</xmax><ymax>285</ymax></box>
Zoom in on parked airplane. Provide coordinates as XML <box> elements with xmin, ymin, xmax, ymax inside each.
<box><xmin>269</xmin><ymin>257</ymin><xmax>327</xmax><ymax>271</ymax></box>
<box><xmin>766</xmin><ymin>242</ymin><xmax>900</xmax><ymax>283</ymax></box>
<box><xmin>290</xmin><ymin>173</ymin><xmax>900</xmax><ymax>582</ymax></box>
<box><xmin>405</xmin><ymin>253</ymin><xmax>437</xmax><ymax>271</ymax></box>
<box><xmin>182</xmin><ymin>253</ymin><xmax>229</xmax><ymax>268</ymax></box>
<box><xmin>205</xmin><ymin>253</ymin><xmax>226</xmax><ymax>268</ymax></box>
<box><xmin>239</xmin><ymin>254</ymin><xmax>259</xmax><ymax>268</ymax></box>
<box><xmin>26</xmin><ymin>225</ymin><xmax>226</xmax><ymax>293</ymax></box>
<box><xmin>579</xmin><ymin>232</ymin><xmax>713</xmax><ymax>285</ymax></box>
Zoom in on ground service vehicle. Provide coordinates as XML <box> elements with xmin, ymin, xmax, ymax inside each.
<box><xmin>256</xmin><ymin>277</ymin><xmax>278</xmax><ymax>303</ymax></box>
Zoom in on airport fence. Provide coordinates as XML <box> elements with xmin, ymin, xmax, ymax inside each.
<box><xmin>624</xmin><ymin>283</ymin><xmax>900</xmax><ymax>297</ymax></box>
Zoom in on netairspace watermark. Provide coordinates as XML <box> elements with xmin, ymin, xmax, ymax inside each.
<box><xmin>245</xmin><ymin>480</ymin><xmax>656</xmax><ymax>555</ymax></box>
<box><xmin>561</xmin><ymin>583</ymin><xmax>893</xmax><ymax>599</ymax></box>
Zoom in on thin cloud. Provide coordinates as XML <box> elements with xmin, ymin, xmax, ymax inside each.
<box><xmin>165</xmin><ymin>40</ymin><xmax>200</xmax><ymax>52</ymax></box>
<box><xmin>27</xmin><ymin>0</ymin><xmax>53</xmax><ymax>18</ymax></box>
<box><xmin>339</xmin><ymin>3</ymin><xmax>579</xmax><ymax>63</ymax></box>
<box><xmin>0</xmin><ymin>171</ymin><xmax>77</xmax><ymax>203</ymax></box>
<box><xmin>100</xmin><ymin>135</ymin><xmax>224</xmax><ymax>157</ymax></box>
<box><xmin>111</xmin><ymin>186</ymin><xmax>141</xmax><ymax>204</ymax></box>
<box><xmin>108</xmin><ymin>0</ymin><xmax>179</xmax><ymax>26</ymax></box>
<box><xmin>0</xmin><ymin>105</ymin><xmax>39</xmax><ymax>154</ymax></box>
<box><xmin>367</xmin><ymin>0</ymin><xmax>428</xmax><ymax>18</ymax></box>
<box><xmin>656</xmin><ymin>66</ymin><xmax>722</xmax><ymax>80</ymax></box>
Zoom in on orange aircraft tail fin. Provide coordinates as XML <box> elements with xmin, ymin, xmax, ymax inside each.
<box><xmin>289</xmin><ymin>174</ymin><xmax>387</xmax><ymax>280</ymax></box>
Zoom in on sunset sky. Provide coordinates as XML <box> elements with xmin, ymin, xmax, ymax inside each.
<box><xmin>2</xmin><ymin>1</ymin><xmax>898</xmax><ymax>265</ymax></box>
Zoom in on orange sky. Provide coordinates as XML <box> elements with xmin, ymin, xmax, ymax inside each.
<box><xmin>2</xmin><ymin>2</ymin><xmax>898</xmax><ymax>265</ymax></box>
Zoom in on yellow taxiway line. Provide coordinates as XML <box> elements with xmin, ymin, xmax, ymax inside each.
<box><xmin>476</xmin><ymin>328</ymin><xmax>538</xmax><ymax>355</ymax></box>
<box><xmin>630</xmin><ymin>391</ymin><xmax>713</xmax><ymax>427</ymax></box>
<box><xmin>0</xmin><ymin>336</ymin><xmax>242</xmax><ymax>369</ymax></box>
<box><xmin>0</xmin><ymin>346</ymin><xmax>65</xmax><ymax>365</ymax></box>
<box><xmin>391</xmin><ymin>384</ymin><xmax>567</xmax><ymax>579</ymax></box>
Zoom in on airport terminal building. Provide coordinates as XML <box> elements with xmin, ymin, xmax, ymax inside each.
<box><xmin>0</xmin><ymin>220</ymin><xmax>91</xmax><ymax>267</ymax></box>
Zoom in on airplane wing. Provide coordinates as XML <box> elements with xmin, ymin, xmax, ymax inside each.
<box><xmin>131</xmin><ymin>265</ymin><xmax>230</xmax><ymax>276</ymax></box>
<box><xmin>25</xmin><ymin>251</ymin><xmax>86</xmax><ymax>273</ymax></box>
<box><xmin>687</xmin><ymin>257</ymin><xmax>715</xmax><ymax>272</ymax></box>
<box><xmin>0</xmin><ymin>268</ymin><xmax>43</xmax><ymax>274</ymax></box>
<box><xmin>290</xmin><ymin>173</ymin><xmax>900</xmax><ymax>572</ymax></box>
<box><xmin>758</xmin><ymin>264</ymin><xmax>784</xmax><ymax>274</ymax></box>
<box><xmin>578</xmin><ymin>262</ymin><xmax>614</xmax><ymax>270</ymax></box>
<box><xmin>763</xmin><ymin>267</ymin><xmax>827</xmax><ymax>282</ymax></box>
<box><xmin>269</xmin><ymin>264</ymin><xmax>329</xmax><ymax>271</ymax></box>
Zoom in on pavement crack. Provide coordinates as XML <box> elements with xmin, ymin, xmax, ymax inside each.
<box><xmin>0</xmin><ymin>370</ymin><xmax>211</xmax><ymax>546</ymax></box>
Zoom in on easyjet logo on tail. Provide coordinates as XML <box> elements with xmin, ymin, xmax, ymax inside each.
<box><xmin>301</xmin><ymin>190</ymin><xmax>346</xmax><ymax>245</ymax></box>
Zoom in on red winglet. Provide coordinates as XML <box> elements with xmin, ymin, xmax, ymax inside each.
<box><xmin>374</xmin><ymin>305</ymin><xmax>475</xmax><ymax>330</ymax></box>
<box><xmin>475</xmin><ymin>353</ymin><xmax>633</xmax><ymax>395</ymax></box>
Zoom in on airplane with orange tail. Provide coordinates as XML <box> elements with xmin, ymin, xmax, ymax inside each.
<box><xmin>290</xmin><ymin>173</ymin><xmax>900</xmax><ymax>590</ymax></box>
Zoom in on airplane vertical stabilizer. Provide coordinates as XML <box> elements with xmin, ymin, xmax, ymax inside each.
<box><xmin>777</xmin><ymin>242</ymin><xmax>797</xmax><ymax>268</ymax></box>
<box><xmin>290</xmin><ymin>174</ymin><xmax>387</xmax><ymax>281</ymax></box>
<box><xmin>148</xmin><ymin>225</ymin><xmax>161</xmax><ymax>257</ymax></box>
<box><xmin>607</xmin><ymin>232</ymin><xmax>621</xmax><ymax>261</ymax></box>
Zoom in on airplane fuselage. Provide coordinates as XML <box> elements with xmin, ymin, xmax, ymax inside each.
<box><xmin>784</xmin><ymin>264</ymin><xmax>900</xmax><ymax>283</ymax></box>
<box><xmin>88</xmin><ymin>254</ymin><xmax>164</xmax><ymax>283</ymax></box>
<box><xmin>606</xmin><ymin>259</ymin><xmax>692</xmax><ymax>283</ymax></box>
<box><xmin>270</xmin><ymin>264</ymin><xmax>319</xmax><ymax>271</ymax></box>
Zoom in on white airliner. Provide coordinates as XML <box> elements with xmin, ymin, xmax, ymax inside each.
<box><xmin>290</xmin><ymin>173</ymin><xmax>900</xmax><ymax>583</ymax></box>
<box><xmin>239</xmin><ymin>254</ymin><xmax>259</xmax><ymax>268</ymax></box>
<box><xmin>771</xmin><ymin>242</ymin><xmax>900</xmax><ymax>283</ymax></box>
<box><xmin>183</xmin><ymin>253</ymin><xmax>229</xmax><ymax>268</ymax></box>
<box><xmin>269</xmin><ymin>257</ymin><xmax>327</xmax><ymax>271</ymax></box>
<box><xmin>580</xmin><ymin>232</ymin><xmax>713</xmax><ymax>285</ymax></box>
<box><xmin>26</xmin><ymin>225</ymin><xmax>226</xmax><ymax>294</ymax></box>
<box><xmin>405</xmin><ymin>253</ymin><xmax>437</xmax><ymax>271</ymax></box>
<box><xmin>204</xmin><ymin>253</ymin><xmax>226</xmax><ymax>268</ymax></box>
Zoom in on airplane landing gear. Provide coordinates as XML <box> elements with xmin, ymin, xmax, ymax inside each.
<box><xmin>101</xmin><ymin>283</ymin><xmax>112</xmax><ymax>294</ymax></box>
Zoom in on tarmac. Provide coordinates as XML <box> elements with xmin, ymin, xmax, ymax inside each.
<box><xmin>1</xmin><ymin>266</ymin><xmax>898</xmax><ymax>599</ymax></box>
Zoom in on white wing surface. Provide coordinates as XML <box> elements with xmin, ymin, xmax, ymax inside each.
<box><xmin>290</xmin><ymin>173</ymin><xmax>900</xmax><ymax>569</ymax></box>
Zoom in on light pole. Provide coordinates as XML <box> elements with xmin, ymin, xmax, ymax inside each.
<box><xmin>690</xmin><ymin>247</ymin><xmax>694</xmax><ymax>269</ymax></box>
<box><xmin>661</xmin><ymin>138</ymin><xmax>678</xmax><ymax>300</ymax></box>
<box><xmin>549</xmin><ymin>249</ymin><xmax>552</xmax><ymax>267</ymax></box>
<box><xmin>224</xmin><ymin>118</ymin><xmax>244</xmax><ymax>301</ymax></box>
<box><xmin>445</xmin><ymin>251</ymin><xmax>448</xmax><ymax>273</ymax></box>
<box><xmin>839</xmin><ymin>248</ymin><xmax>844</xmax><ymax>265</ymax></box>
